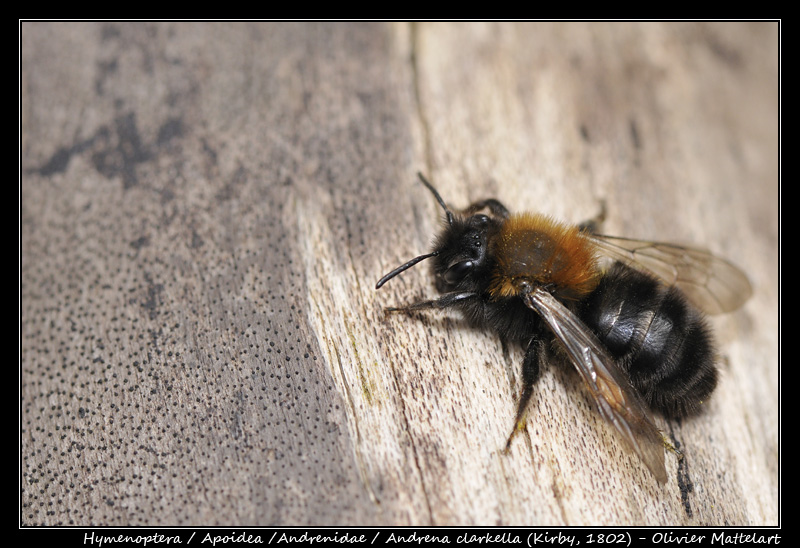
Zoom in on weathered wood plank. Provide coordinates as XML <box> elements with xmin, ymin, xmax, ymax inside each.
<box><xmin>21</xmin><ymin>21</ymin><xmax>778</xmax><ymax>527</ymax></box>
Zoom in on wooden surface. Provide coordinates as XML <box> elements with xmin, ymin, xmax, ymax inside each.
<box><xmin>20</xmin><ymin>22</ymin><xmax>779</xmax><ymax>527</ymax></box>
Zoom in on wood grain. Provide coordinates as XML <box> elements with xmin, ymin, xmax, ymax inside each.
<box><xmin>21</xmin><ymin>21</ymin><xmax>778</xmax><ymax>526</ymax></box>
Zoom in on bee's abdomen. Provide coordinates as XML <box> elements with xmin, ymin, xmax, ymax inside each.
<box><xmin>580</xmin><ymin>262</ymin><xmax>717</xmax><ymax>418</ymax></box>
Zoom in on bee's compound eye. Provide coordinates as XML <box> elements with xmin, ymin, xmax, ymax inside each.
<box><xmin>444</xmin><ymin>260</ymin><xmax>474</xmax><ymax>284</ymax></box>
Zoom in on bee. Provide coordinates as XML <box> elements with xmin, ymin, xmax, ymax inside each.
<box><xmin>376</xmin><ymin>173</ymin><xmax>752</xmax><ymax>483</ymax></box>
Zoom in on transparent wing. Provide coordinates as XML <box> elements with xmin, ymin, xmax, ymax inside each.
<box><xmin>524</xmin><ymin>287</ymin><xmax>668</xmax><ymax>483</ymax></box>
<box><xmin>588</xmin><ymin>234</ymin><xmax>752</xmax><ymax>315</ymax></box>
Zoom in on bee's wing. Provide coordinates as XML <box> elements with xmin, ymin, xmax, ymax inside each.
<box><xmin>523</xmin><ymin>287</ymin><xmax>668</xmax><ymax>483</ymax></box>
<box><xmin>588</xmin><ymin>234</ymin><xmax>752</xmax><ymax>315</ymax></box>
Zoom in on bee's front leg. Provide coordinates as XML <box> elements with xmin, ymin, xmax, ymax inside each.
<box><xmin>384</xmin><ymin>291</ymin><xmax>479</xmax><ymax>313</ymax></box>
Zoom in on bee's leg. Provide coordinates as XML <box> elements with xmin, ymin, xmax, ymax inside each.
<box><xmin>462</xmin><ymin>199</ymin><xmax>510</xmax><ymax>219</ymax></box>
<box><xmin>577</xmin><ymin>199</ymin><xmax>607</xmax><ymax>234</ymax></box>
<box><xmin>504</xmin><ymin>338</ymin><xmax>544</xmax><ymax>453</ymax></box>
<box><xmin>384</xmin><ymin>291</ymin><xmax>478</xmax><ymax>313</ymax></box>
<box><xmin>661</xmin><ymin>433</ymin><xmax>684</xmax><ymax>460</ymax></box>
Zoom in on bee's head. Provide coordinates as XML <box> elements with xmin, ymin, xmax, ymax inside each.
<box><xmin>430</xmin><ymin>213</ymin><xmax>493</xmax><ymax>292</ymax></box>
<box><xmin>376</xmin><ymin>173</ymin><xmax>496</xmax><ymax>292</ymax></box>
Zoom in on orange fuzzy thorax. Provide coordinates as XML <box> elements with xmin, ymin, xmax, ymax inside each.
<box><xmin>488</xmin><ymin>213</ymin><xmax>600</xmax><ymax>300</ymax></box>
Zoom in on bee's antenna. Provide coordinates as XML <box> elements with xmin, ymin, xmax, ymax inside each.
<box><xmin>418</xmin><ymin>172</ymin><xmax>454</xmax><ymax>226</ymax></box>
<box><xmin>375</xmin><ymin>173</ymin><xmax>451</xmax><ymax>290</ymax></box>
<box><xmin>375</xmin><ymin>251</ymin><xmax>439</xmax><ymax>289</ymax></box>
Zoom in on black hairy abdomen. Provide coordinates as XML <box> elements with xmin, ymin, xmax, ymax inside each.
<box><xmin>579</xmin><ymin>262</ymin><xmax>717</xmax><ymax>418</ymax></box>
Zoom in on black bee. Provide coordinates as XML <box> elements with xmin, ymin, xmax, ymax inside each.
<box><xmin>376</xmin><ymin>173</ymin><xmax>752</xmax><ymax>483</ymax></box>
